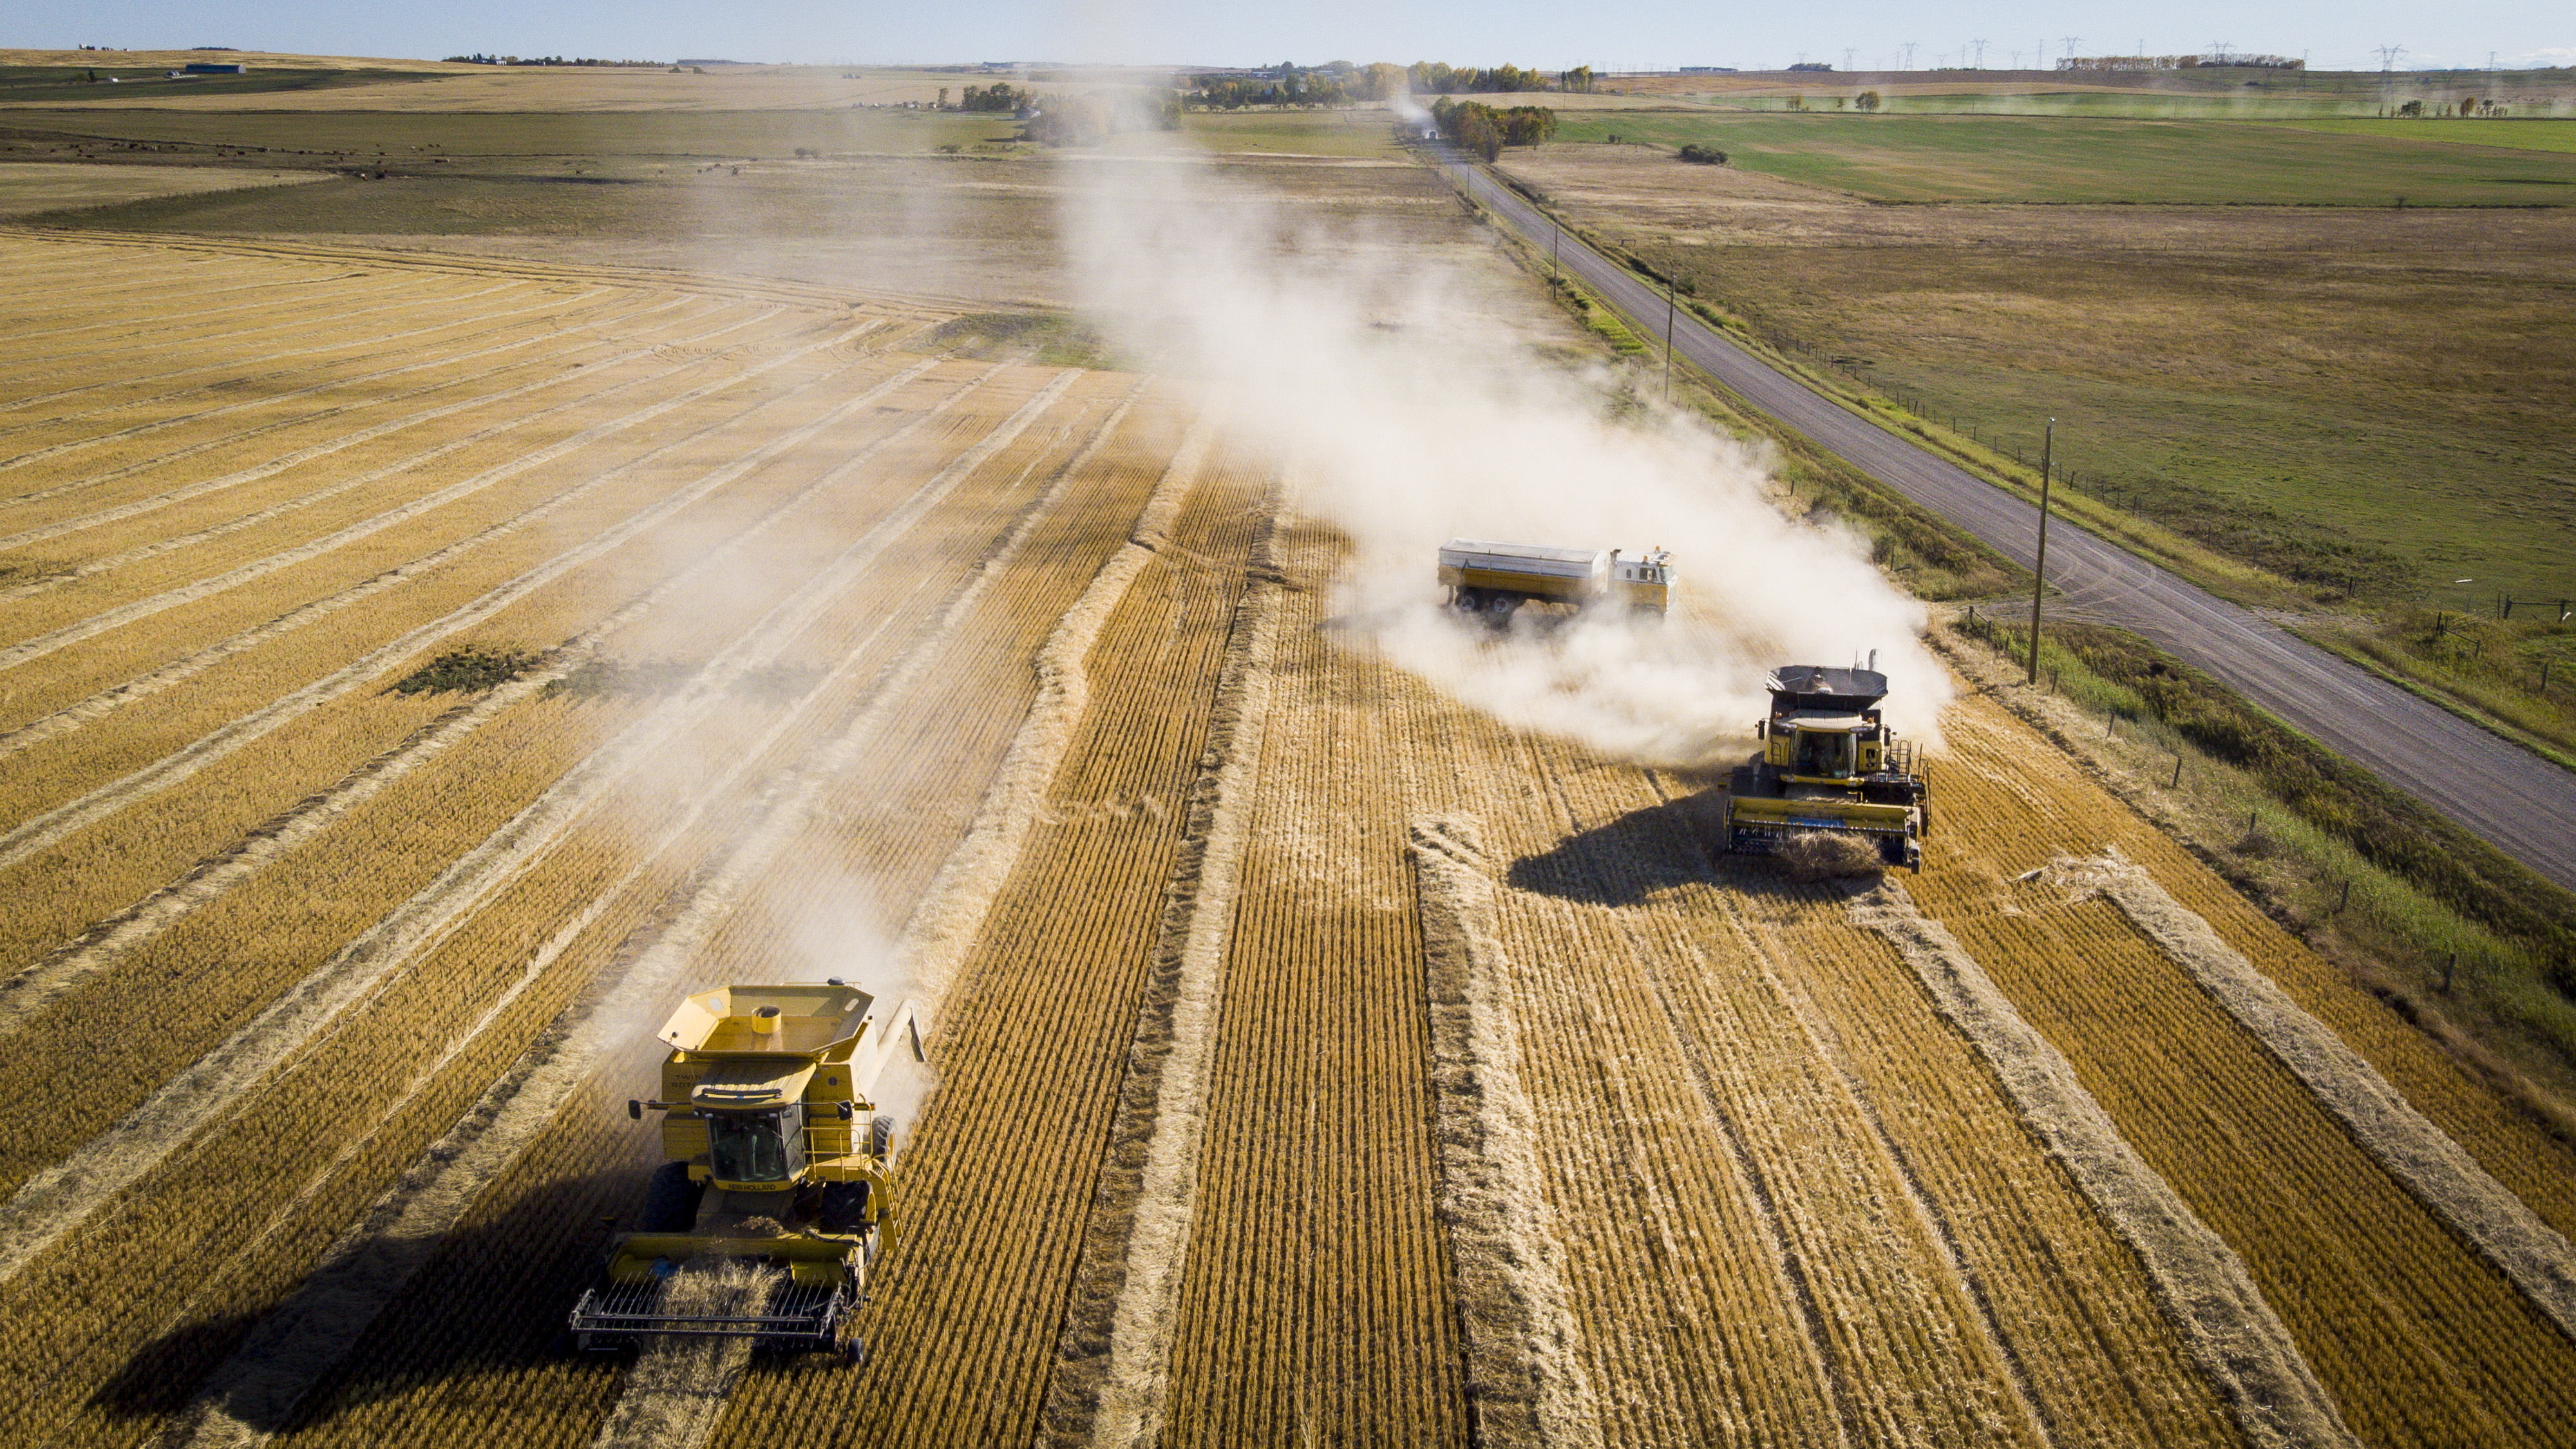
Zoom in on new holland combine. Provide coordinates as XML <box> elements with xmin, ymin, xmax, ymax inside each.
<box><xmin>1721</xmin><ymin>663</ymin><xmax>1931</xmax><ymax>870</ymax></box>
<box><xmin>1438</xmin><ymin>538</ymin><xmax>1674</xmax><ymax>621</ymax></box>
<box><xmin>569</xmin><ymin>981</ymin><xmax>922</xmax><ymax>1361</ymax></box>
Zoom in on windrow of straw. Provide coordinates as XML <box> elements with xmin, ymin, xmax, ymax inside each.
<box><xmin>1038</xmin><ymin>504</ymin><xmax>1281</xmax><ymax>1449</ymax></box>
<box><xmin>1408</xmin><ymin>814</ymin><xmax>1604</xmax><ymax>1449</ymax></box>
<box><xmin>1848</xmin><ymin>880</ymin><xmax>2356</xmax><ymax>1449</ymax></box>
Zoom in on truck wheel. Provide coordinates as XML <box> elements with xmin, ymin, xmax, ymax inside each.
<box><xmin>1452</xmin><ymin>587</ymin><xmax>1485</xmax><ymax>614</ymax></box>
<box><xmin>639</xmin><ymin>1161</ymin><xmax>703</xmax><ymax>1233</ymax></box>
<box><xmin>820</xmin><ymin>1180</ymin><xmax>871</xmax><ymax>1233</ymax></box>
<box><xmin>869</xmin><ymin>1114</ymin><xmax>900</xmax><ymax>1163</ymax></box>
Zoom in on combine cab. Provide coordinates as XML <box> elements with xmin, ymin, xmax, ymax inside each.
<box><xmin>1439</xmin><ymin>538</ymin><xmax>1674</xmax><ymax>622</ymax></box>
<box><xmin>569</xmin><ymin>981</ymin><xmax>923</xmax><ymax>1360</ymax></box>
<box><xmin>1721</xmin><ymin>665</ymin><xmax>1930</xmax><ymax>871</ymax></box>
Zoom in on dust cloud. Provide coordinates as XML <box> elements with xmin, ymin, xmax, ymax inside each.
<box><xmin>1058</xmin><ymin>132</ymin><xmax>1950</xmax><ymax>766</ymax></box>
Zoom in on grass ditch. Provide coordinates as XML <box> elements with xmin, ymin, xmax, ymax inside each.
<box><xmin>1473</xmin><ymin>182</ymin><xmax>2020</xmax><ymax>602</ymax></box>
<box><xmin>1946</xmin><ymin>609</ymin><xmax>2576</xmax><ymax>1117</ymax></box>
<box><xmin>388</xmin><ymin>646</ymin><xmax>538</xmax><ymax>695</ymax></box>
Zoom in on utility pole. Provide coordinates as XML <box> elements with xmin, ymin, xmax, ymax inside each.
<box><xmin>1663</xmin><ymin>275</ymin><xmax>1678</xmax><ymax>401</ymax></box>
<box><xmin>1551</xmin><ymin>224</ymin><xmax>1560</xmax><ymax>281</ymax></box>
<box><xmin>2025</xmin><ymin>418</ymin><xmax>2055</xmax><ymax>685</ymax></box>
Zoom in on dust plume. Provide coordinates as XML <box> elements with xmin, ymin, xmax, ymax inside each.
<box><xmin>1058</xmin><ymin>134</ymin><xmax>1950</xmax><ymax>764</ymax></box>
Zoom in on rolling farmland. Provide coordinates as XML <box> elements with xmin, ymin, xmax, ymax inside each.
<box><xmin>3</xmin><ymin>225</ymin><xmax>2573</xmax><ymax>1449</ymax></box>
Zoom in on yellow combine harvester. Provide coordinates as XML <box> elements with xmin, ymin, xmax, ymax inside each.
<box><xmin>1721</xmin><ymin>664</ymin><xmax>1931</xmax><ymax>871</ymax></box>
<box><xmin>1438</xmin><ymin>538</ymin><xmax>1674</xmax><ymax>622</ymax></box>
<box><xmin>569</xmin><ymin>981</ymin><xmax>922</xmax><ymax>1360</ymax></box>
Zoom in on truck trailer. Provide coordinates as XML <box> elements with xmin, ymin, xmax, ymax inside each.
<box><xmin>1438</xmin><ymin>538</ymin><xmax>1673</xmax><ymax>622</ymax></box>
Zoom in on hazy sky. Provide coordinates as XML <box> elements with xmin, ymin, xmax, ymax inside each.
<box><xmin>25</xmin><ymin>0</ymin><xmax>2572</xmax><ymax>73</ymax></box>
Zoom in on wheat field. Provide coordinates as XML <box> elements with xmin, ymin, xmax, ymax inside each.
<box><xmin>1</xmin><ymin>229</ymin><xmax>2571</xmax><ymax>1448</ymax></box>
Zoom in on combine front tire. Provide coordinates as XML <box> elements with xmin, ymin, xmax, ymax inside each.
<box><xmin>639</xmin><ymin>1161</ymin><xmax>703</xmax><ymax>1233</ymax></box>
<box><xmin>820</xmin><ymin>1180</ymin><xmax>872</xmax><ymax>1233</ymax></box>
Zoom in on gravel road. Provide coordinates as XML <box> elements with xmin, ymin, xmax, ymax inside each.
<box><xmin>1446</xmin><ymin>157</ymin><xmax>2576</xmax><ymax>893</ymax></box>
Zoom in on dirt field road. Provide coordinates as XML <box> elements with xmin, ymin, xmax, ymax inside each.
<box><xmin>1443</xmin><ymin>156</ymin><xmax>2576</xmax><ymax>893</ymax></box>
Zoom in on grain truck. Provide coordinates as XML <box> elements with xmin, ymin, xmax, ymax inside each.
<box><xmin>568</xmin><ymin>981</ymin><xmax>922</xmax><ymax>1361</ymax></box>
<box><xmin>1438</xmin><ymin>538</ymin><xmax>1674</xmax><ymax>621</ymax></box>
<box><xmin>1721</xmin><ymin>663</ymin><xmax>1931</xmax><ymax>870</ymax></box>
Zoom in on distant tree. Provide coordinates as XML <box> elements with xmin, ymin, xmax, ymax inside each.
<box><xmin>1855</xmin><ymin>90</ymin><xmax>1882</xmax><ymax>111</ymax></box>
<box><xmin>936</xmin><ymin>87</ymin><xmax>949</xmax><ymax>109</ymax></box>
<box><xmin>1430</xmin><ymin>97</ymin><xmax>1555</xmax><ymax>158</ymax></box>
<box><xmin>1560</xmin><ymin>65</ymin><xmax>1596</xmax><ymax>93</ymax></box>
<box><xmin>1677</xmin><ymin>142</ymin><xmax>1728</xmax><ymax>164</ymax></box>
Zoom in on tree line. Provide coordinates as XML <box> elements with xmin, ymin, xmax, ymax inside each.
<box><xmin>1184</xmin><ymin>60</ymin><xmax>1602</xmax><ymax>110</ymax></box>
<box><xmin>1430</xmin><ymin>97</ymin><xmax>1558</xmax><ymax>161</ymax></box>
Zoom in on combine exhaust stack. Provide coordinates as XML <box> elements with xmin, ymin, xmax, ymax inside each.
<box><xmin>569</xmin><ymin>981</ymin><xmax>922</xmax><ymax>1361</ymax></box>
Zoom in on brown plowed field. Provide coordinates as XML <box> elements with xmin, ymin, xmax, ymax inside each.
<box><xmin>2</xmin><ymin>230</ymin><xmax>2571</xmax><ymax>1449</ymax></box>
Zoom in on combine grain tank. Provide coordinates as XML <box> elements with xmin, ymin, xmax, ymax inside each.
<box><xmin>1721</xmin><ymin>664</ymin><xmax>1931</xmax><ymax>869</ymax></box>
<box><xmin>1438</xmin><ymin>538</ymin><xmax>1674</xmax><ymax>621</ymax></box>
<box><xmin>569</xmin><ymin>982</ymin><xmax>923</xmax><ymax>1361</ymax></box>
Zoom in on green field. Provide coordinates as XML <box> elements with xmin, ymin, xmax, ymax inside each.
<box><xmin>1171</xmin><ymin>109</ymin><xmax>1399</xmax><ymax>157</ymax></box>
<box><xmin>1548</xmin><ymin>111</ymin><xmax>2576</xmax><ymax>205</ymax></box>
<box><xmin>2274</xmin><ymin>118</ymin><xmax>2576</xmax><ymax>154</ymax></box>
<box><xmin>0</xmin><ymin>64</ymin><xmax>446</xmax><ymax>102</ymax></box>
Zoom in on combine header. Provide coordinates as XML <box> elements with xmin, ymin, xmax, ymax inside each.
<box><xmin>1438</xmin><ymin>538</ymin><xmax>1674</xmax><ymax>622</ymax></box>
<box><xmin>1721</xmin><ymin>663</ymin><xmax>1931</xmax><ymax>870</ymax></box>
<box><xmin>570</xmin><ymin>981</ymin><xmax>923</xmax><ymax>1361</ymax></box>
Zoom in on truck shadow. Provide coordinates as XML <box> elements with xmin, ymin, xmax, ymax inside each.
<box><xmin>91</xmin><ymin>1159</ymin><xmax>654</xmax><ymax>1432</ymax></box>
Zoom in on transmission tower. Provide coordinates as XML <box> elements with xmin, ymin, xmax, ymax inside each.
<box><xmin>2374</xmin><ymin>44</ymin><xmax>2406</xmax><ymax>71</ymax></box>
<box><xmin>2061</xmin><ymin>35</ymin><xmax>2084</xmax><ymax>64</ymax></box>
<box><xmin>1844</xmin><ymin>47</ymin><xmax>1857</xmax><ymax>72</ymax></box>
<box><xmin>1971</xmin><ymin>39</ymin><xmax>1988</xmax><ymax>68</ymax></box>
<box><xmin>1901</xmin><ymin>41</ymin><xmax>1917</xmax><ymax>70</ymax></box>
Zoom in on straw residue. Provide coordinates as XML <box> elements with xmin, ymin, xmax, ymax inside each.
<box><xmin>1409</xmin><ymin>815</ymin><xmax>1604</xmax><ymax>1449</ymax></box>
<box><xmin>1039</xmin><ymin>506</ymin><xmax>1280</xmax><ymax>1449</ymax></box>
<box><xmin>2058</xmin><ymin>846</ymin><xmax>2576</xmax><ymax>1345</ymax></box>
<box><xmin>1850</xmin><ymin>880</ymin><xmax>2355</xmax><ymax>1449</ymax></box>
<box><xmin>587</xmin><ymin>1260</ymin><xmax>784</xmax><ymax>1449</ymax></box>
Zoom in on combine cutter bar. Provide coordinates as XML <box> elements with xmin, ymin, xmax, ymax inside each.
<box><xmin>569</xmin><ymin>1278</ymin><xmax>851</xmax><ymax>1352</ymax></box>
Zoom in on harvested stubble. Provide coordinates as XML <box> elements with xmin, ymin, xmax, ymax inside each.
<box><xmin>1146</xmin><ymin>519</ymin><xmax>1477</xmax><ymax>1448</ymax></box>
<box><xmin>703</xmin><ymin>442</ymin><xmax>1269</xmax><ymax>1449</ymax></box>
<box><xmin>0</xmin><ymin>345</ymin><xmax>971</xmax><ymax>987</ymax></box>
<box><xmin>1924</xmin><ymin>697</ymin><xmax>2576</xmax><ymax>1245</ymax></box>
<box><xmin>1927</xmin><ymin>888</ymin><xmax>2576</xmax><ymax>1445</ymax></box>
<box><xmin>254</xmin><ymin>390</ymin><xmax>1208</xmax><ymax>1448</ymax></box>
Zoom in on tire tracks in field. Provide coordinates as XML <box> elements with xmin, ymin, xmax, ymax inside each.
<box><xmin>1038</xmin><ymin>502</ymin><xmax>1280</xmax><ymax>1449</ymax></box>
<box><xmin>0</xmin><ymin>310</ymin><xmax>809</xmax><ymax>765</ymax></box>
<box><xmin>0</xmin><ymin>370</ymin><xmax>1088</xmax><ymax>1296</ymax></box>
<box><xmin>0</xmin><ymin>355</ymin><xmax>982</xmax><ymax>1028</ymax></box>
<box><xmin>0</xmin><ymin>325</ymin><xmax>896</xmax><ymax>875</ymax></box>
<box><xmin>158</xmin><ymin>377</ymin><xmax>1139</xmax><ymax>1449</ymax></box>
<box><xmin>0</xmin><ymin>281</ymin><xmax>604</xmax><ymax>450</ymax></box>
<box><xmin>0</xmin><ymin>279</ymin><xmax>539</xmax><ymax>432</ymax></box>
<box><xmin>1405</xmin><ymin>815</ymin><xmax>1606</xmax><ymax>1449</ymax></box>
<box><xmin>0</xmin><ymin>269</ymin><xmax>389</xmax><ymax>354</ymax></box>
<box><xmin>0</xmin><ymin>285</ymin><xmax>726</xmax><ymax>498</ymax></box>
<box><xmin>0</xmin><ymin>291</ymin><xmax>722</xmax><ymax>522</ymax></box>
<box><xmin>0</xmin><ymin>303</ymin><xmax>817</xmax><ymax>672</ymax></box>
<box><xmin>2053</xmin><ymin>847</ymin><xmax>2576</xmax><ymax>1347</ymax></box>
<box><xmin>1850</xmin><ymin>880</ymin><xmax>2357</xmax><ymax>1449</ymax></box>
<box><xmin>0</xmin><ymin>298</ymin><xmax>744</xmax><ymax>585</ymax></box>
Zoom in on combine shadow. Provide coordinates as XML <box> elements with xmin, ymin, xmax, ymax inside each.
<box><xmin>93</xmin><ymin>1160</ymin><xmax>654</xmax><ymax>1434</ymax></box>
<box><xmin>1505</xmin><ymin>769</ymin><xmax>1891</xmax><ymax>909</ymax></box>
<box><xmin>1505</xmin><ymin>772</ymin><xmax>1734</xmax><ymax>907</ymax></box>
